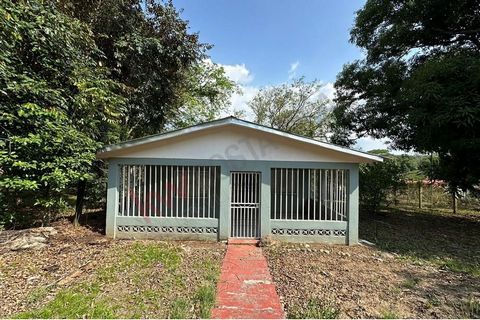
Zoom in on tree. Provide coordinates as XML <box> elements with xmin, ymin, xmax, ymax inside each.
<box><xmin>249</xmin><ymin>78</ymin><xmax>331</xmax><ymax>138</ymax></box>
<box><xmin>333</xmin><ymin>0</ymin><xmax>480</xmax><ymax>192</ymax></box>
<box><xmin>359</xmin><ymin>150</ymin><xmax>409</xmax><ymax>213</ymax></box>
<box><xmin>0</xmin><ymin>0</ymin><xmax>124</xmax><ymax>226</ymax></box>
<box><xmin>167</xmin><ymin>60</ymin><xmax>236</xmax><ymax>129</ymax></box>
<box><xmin>0</xmin><ymin>105</ymin><xmax>97</xmax><ymax>226</ymax></box>
<box><xmin>58</xmin><ymin>0</ymin><xmax>235</xmax><ymax>221</ymax></box>
<box><xmin>58</xmin><ymin>0</ymin><xmax>235</xmax><ymax>139</ymax></box>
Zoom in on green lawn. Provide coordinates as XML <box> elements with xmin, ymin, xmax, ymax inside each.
<box><xmin>12</xmin><ymin>241</ymin><xmax>224</xmax><ymax>319</ymax></box>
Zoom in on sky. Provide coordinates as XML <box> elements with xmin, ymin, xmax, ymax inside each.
<box><xmin>172</xmin><ymin>0</ymin><xmax>392</xmax><ymax>152</ymax></box>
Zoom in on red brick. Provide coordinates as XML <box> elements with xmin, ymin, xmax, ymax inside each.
<box><xmin>211</xmin><ymin>245</ymin><xmax>285</xmax><ymax>319</ymax></box>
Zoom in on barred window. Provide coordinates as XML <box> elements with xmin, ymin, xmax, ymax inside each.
<box><xmin>271</xmin><ymin>168</ymin><xmax>348</xmax><ymax>221</ymax></box>
<box><xmin>118</xmin><ymin>165</ymin><xmax>220</xmax><ymax>218</ymax></box>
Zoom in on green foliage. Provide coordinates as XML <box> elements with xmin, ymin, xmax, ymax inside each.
<box><xmin>288</xmin><ymin>299</ymin><xmax>340</xmax><ymax>319</ymax></box>
<box><xmin>124</xmin><ymin>243</ymin><xmax>182</xmax><ymax>269</ymax></box>
<box><xmin>168</xmin><ymin>60</ymin><xmax>237</xmax><ymax>129</ymax></box>
<box><xmin>0</xmin><ymin>0</ymin><xmax>125</xmax><ymax>225</ymax></box>
<box><xmin>169</xmin><ymin>298</ymin><xmax>189</xmax><ymax>319</ymax></box>
<box><xmin>249</xmin><ymin>77</ymin><xmax>331</xmax><ymax>138</ymax></box>
<box><xmin>462</xmin><ymin>296</ymin><xmax>480</xmax><ymax>318</ymax></box>
<box><xmin>58</xmin><ymin>0</ymin><xmax>235</xmax><ymax>139</ymax></box>
<box><xmin>1</xmin><ymin>0</ymin><xmax>234</xmax><ymax>226</ymax></box>
<box><xmin>0</xmin><ymin>105</ymin><xmax>97</xmax><ymax>224</ymax></box>
<box><xmin>360</xmin><ymin>151</ymin><xmax>410</xmax><ymax>213</ymax></box>
<box><xmin>195</xmin><ymin>285</ymin><xmax>216</xmax><ymax>319</ymax></box>
<box><xmin>379</xmin><ymin>309</ymin><xmax>400</xmax><ymax>319</ymax></box>
<box><xmin>15</xmin><ymin>284</ymin><xmax>115</xmax><ymax>319</ymax></box>
<box><xmin>333</xmin><ymin>0</ymin><xmax>480</xmax><ymax>191</ymax></box>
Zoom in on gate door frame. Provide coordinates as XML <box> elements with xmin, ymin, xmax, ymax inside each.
<box><xmin>230</xmin><ymin>171</ymin><xmax>261</xmax><ymax>238</ymax></box>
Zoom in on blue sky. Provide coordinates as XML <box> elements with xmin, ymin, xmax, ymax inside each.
<box><xmin>173</xmin><ymin>0</ymin><xmax>391</xmax><ymax>152</ymax></box>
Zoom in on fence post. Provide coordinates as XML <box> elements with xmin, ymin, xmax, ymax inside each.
<box><xmin>418</xmin><ymin>181</ymin><xmax>423</xmax><ymax>209</ymax></box>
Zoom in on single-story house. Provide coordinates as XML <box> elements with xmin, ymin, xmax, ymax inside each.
<box><xmin>97</xmin><ymin>117</ymin><xmax>382</xmax><ymax>244</ymax></box>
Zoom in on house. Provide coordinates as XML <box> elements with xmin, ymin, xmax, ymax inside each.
<box><xmin>97</xmin><ymin>117</ymin><xmax>382</xmax><ymax>244</ymax></box>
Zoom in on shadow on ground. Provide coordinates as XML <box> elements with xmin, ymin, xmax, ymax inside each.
<box><xmin>360</xmin><ymin>206</ymin><xmax>480</xmax><ymax>276</ymax></box>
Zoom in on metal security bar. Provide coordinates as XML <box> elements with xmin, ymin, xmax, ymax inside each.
<box><xmin>118</xmin><ymin>165</ymin><xmax>220</xmax><ymax>218</ymax></box>
<box><xmin>271</xmin><ymin>168</ymin><xmax>348</xmax><ymax>221</ymax></box>
<box><xmin>230</xmin><ymin>172</ymin><xmax>261</xmax><ymax>238</ymax></box>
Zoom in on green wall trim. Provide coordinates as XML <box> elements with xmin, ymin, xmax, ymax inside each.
<box><xmin>115</xmin><ymin>232</ymin><xmax>217</xmax><ymax>241</ymax></box>
<box><xmin>218</xmin><ymin>166</ymin><xmax>230</xmax><ymax>240</ymax></box>
<box><xmin>105</xmin><ymin>163</ymin><xmax>119</xmax><ymax>238</ymax></box>
<box><xmin>271</xmin><ymin>235</ymin><xmax>347</xmax><ymax>244</ymax></box>
<box><xmin>108</xmin><ymin>158</ymin><xmax>358</xmax><ymax>170</ymax></box>
<box><xmin>348</xmin><ymin>164</ymin><xmax>359</xmax><ymax>245</ymax></box>
<box><xmin>270</xmin><ymin>220</ymin><xmax>347</xmax><ymax>229</ymax></box>
<box><xmin>116</xmin><ymin>216</ymin><xmax>218</xmax><ymax>227</ymax></box>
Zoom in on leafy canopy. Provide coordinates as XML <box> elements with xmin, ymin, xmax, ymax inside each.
<box><xmin>0</xmin><ymin>0</ymin><xmax>124</xmax><ymax>224</ymax></box>
<box><xmin>58</xmin><ymin>0</ymin><xmax>236</xmax><ymax>138</ymax></box>
<box><xmin>249</xmin><ymin>78</ymin><xmax>331</xmax><ymax>139</ymax></box>
<box><xmin>333</xmin><ymin>0</ymin><xmax>480</xmax><ymax>191</ymax></box>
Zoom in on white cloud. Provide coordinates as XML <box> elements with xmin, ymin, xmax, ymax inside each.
<box><xmin>288</xmin><ymin>61</ymin><xmax>300</xmax><ymax>78</ymax></box>
<box><xmin>354</xmin><ymin>137</ymin><xmax>390</xmax><ymax>152</ymax></box>
<box><xmin>218</xmin><ymin>62</ymin><xmax>257</xmax><ymax>119</ymax></box>
<box><xmin>319</xmin><ymin>82</ymin><xmax>335</xmax><ymax>100</ymax></box>
<box><xmin>224</xmin><ymin>86</ymin><xmax>259</xmax><ymax>120</ymax></box>
<box><xmin>354</xmin><ymin>137</ymin><xmax>409</xmax><ymax>155</ymax></box>
<box><xmin>217</xmin><ymin>61</ymin><xmax>337</xmax><ymax>123</ymax></box>
<box><xmin>221</xmin><ymin>63</ymin><xmax>254</xmax><ymax>85</ymax></box>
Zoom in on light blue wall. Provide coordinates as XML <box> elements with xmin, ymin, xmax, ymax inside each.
<box><xmin>105</xmin><ymin>158</ymin><xmax>359</xmax><ymax>244</ymax></box>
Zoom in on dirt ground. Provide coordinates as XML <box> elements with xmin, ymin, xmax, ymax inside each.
<box><xmin>0</xmin><ymin>219</ymin><xmax>225</xmax><ymax>318</ymax></box>
<box><xmin>265</xmin><ymin>207</ymin><xmax>480</xmax><ymax>319</ymax></box>
<box><xmin>266</xmin><ymin>243</ymin><xmax>479</xmax><ymax>318</ymax></box>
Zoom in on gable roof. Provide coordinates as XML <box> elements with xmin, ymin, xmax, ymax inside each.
<box><xmin>97</xmin><ymin>116</ymin><xmax>383</xmax><ymax>162</ymax></box>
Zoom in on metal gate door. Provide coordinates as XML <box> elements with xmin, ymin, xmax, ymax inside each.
<box><xmin>230</xmin><ymin>172</ymin><xmax>260</xmax><ymax>238</ymax></box>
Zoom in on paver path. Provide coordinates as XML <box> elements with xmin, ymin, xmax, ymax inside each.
<box><xmin>211</xmin><ymin>244</ymin><xmax>285</xmax><ymax>319</ymax></box>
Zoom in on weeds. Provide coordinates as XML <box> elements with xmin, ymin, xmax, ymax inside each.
<box><xmin>288</xmin><ymin>299</ymin><xmax>340</xmax><ymax>319</ymax></box>
<box><xmin>16</xmin><ymin>284</ymin><xmax>115</xmax><ymax>319</ymax></box>
<box><xmin>196</xmin><ymin>285</ymin><xmax>216</xmax><ymax>318</ymax></box>
<box><xmin>169</xmin><ymin>298</ymin><xmax>189</xmax><ymax>319</ymax></box>
<box><xmin>462</xmin><ymin>296</ymin><xmax>480</xmax><ymax>318</ymax></box>
<box><xmin>379</xmin><ymin>309</ymin><xmax>400</xmax><ymax>319</ymax></box>
<box><xmin>401</xmin><ymin>277</ymin><xmax>421</xmax><ymax>289</ymax></box>
<box><xmin>13</xmin><ymin>242</ymin><xmax>223</xmax><ymax>319</ymax></box>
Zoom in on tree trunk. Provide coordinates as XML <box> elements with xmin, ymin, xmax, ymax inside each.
<box><xmin>418</xmin><ymin>182</ymin><xmax>423</xmax><ymax>209</ymax></box>
<box><xmin>452</xmin><ymin>193</ymin><xmax>457</xmax><ymax>214</ymax></box>
<box><xmin>74</xmin><ymin>180</ymin><xmax>86</xmax><ymax>227</ymax></box>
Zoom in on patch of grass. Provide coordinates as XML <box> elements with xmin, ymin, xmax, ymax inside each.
<box><xmin>12</xmin><ymin>242</ymin><xmax>224</xmax><ymax>319</ymax></box>
<box><xmin>27</xmin><ymin>287</ymin><xmax>49</xmax><ymax>304</ymax></box>
<box><xmin>401</xmin><ymin>277</ymin><xmax>421</xmax><ymax>289</ymax></box>
<box><xmin>124</xmin><ymin>242</ymin><xmax>181</xmax><ymax>269</ymax></box>
<box><xmin>96</xmin><ymin>265</ymin><xmax>117</xmax><ymax>283</ymax></box>
<box><xmin>425</xmin><ymin>293</ymin><xmax>441</xmax><ymax>309</ymax></box>
<box><xmin>196</xmin><ymin>285</ymin><xmax>216</xmax><ymax>319</ymax></box>
<box><xmin>436</xmin><ymin>257</ymin><xmax>480</xmax><ymax>276</ymax></box>
<box><xmin>16</xmin><ymin>283</ymin><xmax>115</xmax><ymax>319</ymax></box>
<box><xmin>379</xmin><ymin>309</ymin><xmax>400</xmax><ymax>319</ymax></box>
<box><xmin>169</xmin><ymin>298</ymin><xmax>189</xmax><ymax>319</ymax></box>
<box><xmin>360</xmin><ymin>206</ymin><xmax>480</xmax><ymax>277</ymax></box>
<box><xmin>288</xmin><ymin>299</ymin><xmax>340</xmax><ymax>319</ymax></box>
<box><xmin>462</xmin><ymin>296</ymin><xmax>480</xmax><ymax>318</ymax></box>
<box><xmin>196</xmin><ymin>258</ymin><xmax>221</xmax><ymax>282</ymax></box>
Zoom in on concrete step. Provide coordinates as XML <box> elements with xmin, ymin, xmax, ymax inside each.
<box><xmin>227</xmin><ymin>238</ymin><xmax>260</xmax><ymax>246</ymax></box>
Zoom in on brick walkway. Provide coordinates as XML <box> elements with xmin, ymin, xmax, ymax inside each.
<box><xmin>211</xmin><ymin>244</ymin><xmax>285</xmax><ymax>319</ymax></box>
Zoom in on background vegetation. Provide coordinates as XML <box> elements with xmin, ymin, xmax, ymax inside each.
<box><xmin>0</xmin><ymin>0</ymin><xmax>235</xmax><ymax>228</ymax></box>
